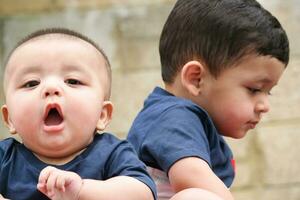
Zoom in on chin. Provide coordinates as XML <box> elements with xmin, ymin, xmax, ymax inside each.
<box><xmin>223</xmin><ymin>132</ymin><xmax>247</xmax><ymax>139</ymax></box>
<box><xmin>233</xmin><ymin>132</ymin><xmax>248</xmax><ymax>139</ymax></box>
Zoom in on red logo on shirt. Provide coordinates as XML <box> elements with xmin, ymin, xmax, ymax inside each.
<box><xmin>231</xmin><ymin>159</ymin><xmax>236</xmax><ymax>173</ymax></box>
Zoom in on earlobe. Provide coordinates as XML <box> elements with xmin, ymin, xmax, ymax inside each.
<box><xmin>1</xmin><ymin>105</ymin><xmax>17</xmax><ymax>135</ymax></box>
<box><xmin>96</xmin><ymin>101</ymin><xmax>113</xmax><ymax>131</ymax></box>
<box><xmin>181</xmin><ymin>61</ymin><xmax>206</xmax><ymax>96</ymax></box>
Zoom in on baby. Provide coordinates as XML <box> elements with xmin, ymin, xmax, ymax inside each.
<box><xmin>0</xmin><ymin>28</ymin><xmax>156</xmax><ymax>200</ymax></box>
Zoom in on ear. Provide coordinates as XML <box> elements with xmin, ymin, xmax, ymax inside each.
<box><xmin>96</xmin><ymin>101</ymin><xmax>113</xmax><ymax>131</ymax></box>
<box><xmin>181</xmin><ymin>61</ymin><xmax>206</xmax><ymax>96</ymax></box>
<box><xmin>1</xmin><ymin>105</ymin><xmax>17</xmax><ymax>135</ymax></box>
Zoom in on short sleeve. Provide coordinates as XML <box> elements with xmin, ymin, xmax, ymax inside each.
<box><xmin>104</xmin><ymin>140</ymin><xmax>157</xmax><ymax>200</ymax></box>
<box><xmin>141</xmin><ymin>106</ymin><xmax>212</xmax><ymax>173</ymax></box>
<box><xmin>0</xmin><ymin>138</ymin><xmax>16</xmax><ymax>165</ymax></box>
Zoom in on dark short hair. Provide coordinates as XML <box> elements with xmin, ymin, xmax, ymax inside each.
<box><xmin>159</xmin><ymin>0</ymin><xmax>290</xmax><ymax>83</ymax></box>
<box><xmin>4</xmin><ymin>27</ymin><xmax>112</xmax><ymax>97</ymax></box>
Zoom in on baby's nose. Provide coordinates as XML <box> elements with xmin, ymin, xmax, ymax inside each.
<box><xmin>42</xmin><ymin>81</ymin><xmax>63</xmax><ymax>98</ymax></box>
<box><xmin>44</xmin><ymin>89</ymin><xmax>60</xmax><ymax>97</ymax></box>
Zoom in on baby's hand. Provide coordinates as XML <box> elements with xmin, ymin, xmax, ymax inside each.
<box><xmin>37</xmin><ymin>166</ymin><xmax>83</xmax><ymax>200</ymax></box>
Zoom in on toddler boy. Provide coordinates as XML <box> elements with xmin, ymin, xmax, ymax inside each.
<box><xmin>127</xmin><ymin>0</ymin><xmax>289</xmax><ymax>199</ymax></box>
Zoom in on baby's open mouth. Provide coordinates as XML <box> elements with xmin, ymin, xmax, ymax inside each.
<box><xmin>44</xmin><ymin>107</ymin><xmax>63</xmax><ymax>126</ymax></box>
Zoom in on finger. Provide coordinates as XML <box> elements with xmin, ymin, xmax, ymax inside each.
<box><xmin>45</xmin><ymin>170</ymin><xmax>60</xmax><ymax>197</ymax></box>
<box><xmin>56</xmin><ymin>174</ymin><xmax>67</xmax><ymax>192</ymax></box>
<box><xmin>38</xmin><ymin>166</ymin><xmax>56</xmax><ymax>185</ymax></box>
<box><xmin>38</xmin><ymin>166</ymin><xmax>57</xmax><ymax>196</ymax></box>
<box><xmin>37</xmin><ymin>182</ymin><xmax>47</xmax><ymax>195</ymax></box>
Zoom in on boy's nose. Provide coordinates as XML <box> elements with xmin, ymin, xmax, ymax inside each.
<box><xmin>255</xmin><ymin>96</ymin><xmax>270</xmax><ymax>114</ymax></box>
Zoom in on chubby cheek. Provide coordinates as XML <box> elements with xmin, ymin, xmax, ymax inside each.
<box><xmin>66</xmin><ymin>97</ymin><xmax>102</xmax><ymax>132</ymax></box>
<box><xmin>214</xmin><ymin>99</ymin><xmax>252</xmax><ymax>135</ymax></box>
<box><xmin>7</xmin><ymin>99</ymin><xmax>41</xmax><ymax>135</ymax></box>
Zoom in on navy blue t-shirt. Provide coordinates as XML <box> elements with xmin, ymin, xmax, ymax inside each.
<box><xmin>127</xmin><ymin>87</ymin><xmax>235</xmax><ymax>187</ymax></box>
<box><xmin>0</xmin><ymin>133</ymin><xmax>157</xmax><ymax>200</ymax></box>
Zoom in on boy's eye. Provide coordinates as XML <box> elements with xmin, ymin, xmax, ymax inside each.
<box><xmin>247</xmin><ymin>87</ymin><xmax>272</xmax><ymax>95</ymax></box>
<box><xmin>65</xmin><ymin>79</ymin><xmax>82</xmax><ymax>85</ymax></box>
<box><xmin>22</xmin><ymin>80</ymin><xmax>40</xmax><ymax>88</ymax></box>
<box><xmin>247</xmin><ymin>87</ymin><xmax>261</xmax><ymax>94</ymax></box>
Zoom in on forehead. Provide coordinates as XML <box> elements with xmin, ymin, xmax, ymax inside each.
<box><xmin>12</xmin><ymin>34</ymin><xmax>103</xmax><ymax>59</ymax></box>
<box><xmin>4</xmin><ymin>34</ymin><xmax>110</xmax><ymax>92</ymax></box>
<box><xmin>6</xmin><ymin>34</ymin><xmax>106</xmax><ymax>72</ymax></box>
<box><xmin>220</xmin><ymin>55</ymin><xmax>285</xmax><ymax>85</ymax></box>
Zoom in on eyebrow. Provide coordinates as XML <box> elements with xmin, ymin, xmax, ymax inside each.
<box><xmin>61</xmin><ymin>64</ymin><xmax>87</xmax><ymax>72</ymax></box>
<box><xmin>254</xmin><ymin>77</ymin><xmax>278</xmax><ymax>86</ymax></box>
<box><xmin>257</xmin><ymin>78</ymin><xmax>272</xmax><ymax>83</ymax></box>
<box><xmin>12</xmin><ymin>65</ymin><xmax>41</xmax><ymax>75</ymax></box>
<box><xmin>61</xmin><ymin>64</ymin><xmax>94</xmax><ymax>77</ymax></box>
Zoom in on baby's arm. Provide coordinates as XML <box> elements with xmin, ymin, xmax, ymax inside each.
<box><xmin>79</xmin><ymin>176</ymin><xmax>153</xmax><ymax>200</ymax></box>
<box><xmin>38</xmin><ymin>166</ymin><xmax>153</xmax><ymax>200</ymax></box>
<box><xmin>0</xmin><ymin>194</ymin><xmax>9</xmax><ymax>200</ymax></box>
<box><xmin>168</xmin><ymin>157</ymin><xmax>234</xmax><ymax>200</ymax></box>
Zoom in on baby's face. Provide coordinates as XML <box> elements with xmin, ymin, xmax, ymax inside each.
<box><xmin>2</xmin><ymin>36</ymin><xmax>111</xmax><ymax>163</ymax></box>
<box><xmin>197</xmin><ymin>55</ymin><xmax>285</xmax><ymax>139</ymax></box>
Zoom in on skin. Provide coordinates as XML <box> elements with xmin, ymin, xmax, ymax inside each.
<box><xmin>170</xmin><ymin>188</ymin><xmax>223</xmax><ymax>200</ymax></box>
<box><xmin>195</xmin><ymin>55</ymin><xmax>284</xmax><ymax>139</ymax></box>
<box><xmin>1</xmin><ymin>35</ymin><xmax>153</xmax><ymax>200</ymax></box>
<box><xmin>2</xmin><ymin>37</ymin><xmax>111</xmax><ymax>164</ymax></box>
<box><xmin>165</xmin><ymin>54</ymin><xmax>286</xmax><ymax>200</ymax></box>
<box><xmin>0</xmin><ymin>194</ymin><xmax>8</xmax><ymax>200</ymax></box>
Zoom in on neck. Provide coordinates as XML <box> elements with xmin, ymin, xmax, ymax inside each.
<box><xmin>33</xmin><ymin>148</ymin><xmax>86</xmax><ymax>165</ymax></box>
<box><xmin>164</xmin><ymin>81</ymin><xmax>192</xmax><ymax>100</ymax></box>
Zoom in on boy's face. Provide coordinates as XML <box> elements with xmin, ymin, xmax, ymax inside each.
<box><xmin>198</xmin><ymin>55</ymin><xmax>285</xmax><ymax>139</ymax></box>
<box><xmin>2</xmin><ymin>36</ymin><xmax>111</xmax><ymax>162</ymax></box>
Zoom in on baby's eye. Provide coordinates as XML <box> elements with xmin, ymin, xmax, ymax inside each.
<box><xmin>65</xmin><ymin>79</ymin><xmax>82</xmax><ymax>85</ymax></box>
<box><xmin>22</xmin><ymin>80</ymin><xmax>40</xmax><ymax>88</ymax></box>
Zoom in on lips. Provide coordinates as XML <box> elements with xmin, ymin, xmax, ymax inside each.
<box><xmin>247</xmin><ymin>121</ymin><xmax>258</xmax><ymax>129</ymax></box>
<box><xmin>44</xmin><ymin>103</ymin><xmax>64</xmax><ymax>127</ymax></box>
